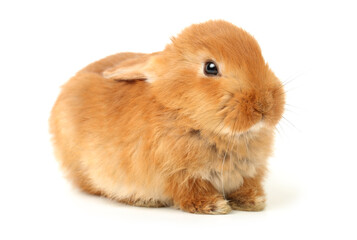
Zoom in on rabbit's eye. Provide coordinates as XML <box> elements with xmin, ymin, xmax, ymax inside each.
<box><xmin>204</xmin><ymin>61</ymin><xmax>219</xmax><ymax>76</ymax></box>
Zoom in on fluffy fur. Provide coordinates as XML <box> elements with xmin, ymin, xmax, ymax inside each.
<box><xmin>50</xmin><ymin>20</ymin><xmax>285</xmax><ymax>214</ymax></box>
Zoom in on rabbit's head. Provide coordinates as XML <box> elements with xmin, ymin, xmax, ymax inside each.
<box><xmin>104</xmin><ymin>20</ymin><xmax>285</xmax><ymax>135</ymax></box>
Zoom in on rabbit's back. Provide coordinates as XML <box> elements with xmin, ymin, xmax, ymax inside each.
<box><xmin>49</xmin><ymin>53</ymin><xmax>170</xmax><ymax>205</ymax></box>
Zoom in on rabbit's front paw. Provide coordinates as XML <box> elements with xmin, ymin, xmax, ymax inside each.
<box><xmin>180</xmin><ymin>196</ymin><xmax>232</xmax><ymax>215</ymax></box>
<box><xmin>229</xmin><ymin>195</ymin><xmax>266</xmax><ymax>211</ymax></box>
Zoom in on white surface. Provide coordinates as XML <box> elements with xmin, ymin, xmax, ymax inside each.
<box><xmin>1</xmin><ymin>0</ymin><xmax>356</xmax><ymax>239</ymax></box>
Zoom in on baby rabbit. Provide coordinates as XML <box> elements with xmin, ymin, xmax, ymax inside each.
<box><xmin>50</xmin><ymin>20</ymin><xmax>285</xmax><ymax>214</ymax></box>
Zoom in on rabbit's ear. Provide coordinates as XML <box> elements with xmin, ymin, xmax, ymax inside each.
<box><xmin>103</xmin><ymin>55</ymin><xmax>152</xmax><ymax>81</ymax></box>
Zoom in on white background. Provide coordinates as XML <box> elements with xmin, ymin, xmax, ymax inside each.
<box><xmin>1</xmin><ymin>0</ymin><xmax>356</xmax><ymax>239</ymax></box>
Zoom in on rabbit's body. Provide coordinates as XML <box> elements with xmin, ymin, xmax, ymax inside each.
<box><xmin>50</xmin><ymin>20</ymin><xmax>284</xmax><ymax>214</ymax></box>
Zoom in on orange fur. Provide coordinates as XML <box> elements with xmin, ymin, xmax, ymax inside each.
<box><xmin>50</xmin><ymin>20</ymin><xmax>285</xmax><ymax>214</ymax></box>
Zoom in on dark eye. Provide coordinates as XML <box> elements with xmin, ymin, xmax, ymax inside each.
<box><xmin>204</xmin><ymin>61</ymin><xmax>219</xmax><ymax>76</ymax></box>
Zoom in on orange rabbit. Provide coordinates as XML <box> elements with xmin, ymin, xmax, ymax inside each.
<box><xmin>50</xmin><ymin>20</ymin><xmax>285</xmax><ymax>214</ymax></box>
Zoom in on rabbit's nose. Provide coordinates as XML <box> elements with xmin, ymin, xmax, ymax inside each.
<box><xmin>253</xmin><ymin>93</ymin><xmax>273</xmax><ymax>114</ymax></box>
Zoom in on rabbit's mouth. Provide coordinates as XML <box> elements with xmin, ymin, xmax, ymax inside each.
<box><xmin>218</xmin><ymin>120</ymin><xmax>266</xmax><ymax>138</ymax></box>
<box><xmin>247</xmin><ymin>120</ymin><xmax>265</xmax><ymax>133</ymax></box>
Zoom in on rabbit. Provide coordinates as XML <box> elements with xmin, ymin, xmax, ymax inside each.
<box><xmin>50</xmin><ymin>20</ymin><xmax>285</xmax><ymax>214</ymax></box>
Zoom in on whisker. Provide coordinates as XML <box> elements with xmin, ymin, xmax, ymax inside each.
<box><xmin>222</xmin><ymin>88</ymin><xmax>235</xmax><ymax>96</ymax></box>
<box><xmin>283</xmin><ymin>70</ymin><xmax>307</xmax><ymax>85</ymax></box>
<box><xmin>281</xmin><ymin>115</ymin><xmax>300</xmax><ymax>132</ymax></box>
<box><xmin>274</xmin><ymin>126</ymin><xmax>281</xmax><ymax>136</ymax></box>
<box><xmin>285</xmin><ymin>103</ymin><xmax>300</xmax><ymax>109</ymax></box>
<box><xmin>283</xmin><ymin>108</ymin><xmax>298</xmax><ymax>114</ymax></box>
<box><xmin>242</xmin><ymin>134</ymin><xmax>251</xmax><ymax>163</ymax></box>
<box><xmin>220</xmin><ymin>113</ymin><xmax>238</xmax><ymax>199</ymax></box>
<box><xmin>275</xmin><ymin>89</ymin><xmax>288</xmax><ymax>97</ymax></box>
<box><xmin>282</xmin><ymin>78</ymin><xmax>295</xmax><ymax>87</ymax></box>
<box><xmin>277</xmin><ymin>121</ymin><xmax>287</xmax><ymax>137</ymax></box>
<box><xmin>211</xmin><ymin>120</ymin><xmax>228</xmax><ymax>139</ymax></box>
